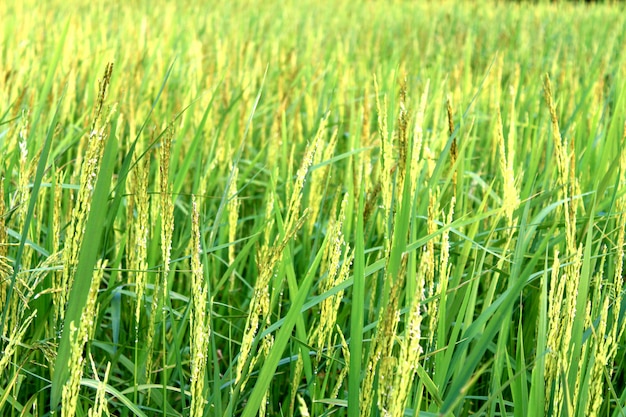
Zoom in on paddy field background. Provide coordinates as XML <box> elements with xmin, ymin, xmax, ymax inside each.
<box><xmin>1</xmin><ymin>1</ymin><xmax>626</xmax><ymax>416</ymax></box>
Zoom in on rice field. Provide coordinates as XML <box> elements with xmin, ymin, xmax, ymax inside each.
<box><xmin>1</xmin><ymin>0</ymin><xmax>626</xmax><ymax>416</ymax></box>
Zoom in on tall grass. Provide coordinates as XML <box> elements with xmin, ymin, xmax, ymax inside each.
<box><xmin>1</xmin><ymin>0</ymin><xmax>626</xmax><ymax>416</ymax></box>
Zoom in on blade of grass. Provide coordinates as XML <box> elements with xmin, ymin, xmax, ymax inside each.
<box><xmin>50</xmin><ymin>129</ymin><xmax>118</xmax><ymax>411</ymax></box>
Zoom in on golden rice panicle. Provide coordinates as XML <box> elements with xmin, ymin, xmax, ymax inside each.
<box><xmin>377</xmin><ymin>355</ymin><xmax>398</xmax><ymax>417</ymax></box>
<box><xmin>190</xmin><ymin>197</ymin><xmax>210</xmax><ymax>417</ymax></box>
<box><xmin>235</xmin><ymin>223</ymin><xmax>298</xmax><ymax>389</ymax></box>
<box><xmin>424</xmin><ymin>190</ymin><xmax>438</xmax><ymax>347</ymax></box>
<box><xmin>396</xmin><ymin>77</ymin><xmax>409</xmax><ymax>202</ymax></box>
<box><xmin>543</xmin><ymin>74</ymin><xmax>568</xmax><ymax>189</ymax></box>
<box><xmin>228</xmin><ymin>164</ymin><xmax>240</xmax><ymax>290</ymax></box>
<box><xmin>584</xmin><ymin>251</ymin><xmax>611</xmax><ymax>417</ymax></box>
<box><xmin>611</xmin><ymin>122</ymin><xmax>626</xmax><ymax>343</ymax></box>
<box><xmin>446</xmin><ymin>96</ymin><xmax>457</xmax><ymax>189</ymax></box>
<box><xmin>247</xmin><ymin>190</ymin><xmax>305</xmax><ymax>406</ymax></box>
<box><xmin>361</xmin><ymin>83</ymin><xmax>372</xmax><ymax>148</ymax></box>
<box><xmin>60</xmin><ymin>63</ymin><xmax>115</xmax><ymax>324</ymax></box>
<box><xmin>587</xmin><ymin>299</ymin><xmax>611</xmax><ymax>417</ymax></box>
<box><xmin>489</xmin><ymin>53</ymin><xmax>504</xmax><ymax>111</ymax></box>
<box><xmin>410</xmin><ymin>80</ymin><xmax>429</xmax><ymax>194</ymax></box>
<box><xmin>433</xmin><ymin>196</ymin><xmax>455</xmax><ymax>331</ymax></box>
<box><xmin>496</xmin><ymin>107</ymin><xmax>519</xmax><ymax>223</ymax></box>
<box><xmin>590</xmin><ymin>122</ymin><xmax>626</xmax><ymax>410</ymax></box>
<box><xmin>264</xmin><ymin>175</ymin><xmax>277</xmax><ymax>243</ymax></box>
<box><xmin>131</xmin><ymin>155</ymin><xmax>150</xmax><ymax>328</ymax></box>
<box><xmin>306</xmin><ymin>127</ymin><xmax>338</xmax><ymax>235</ymax></box>
<box><xmin>361</xmin><ymin>278</ymin><xmax>403</xmax><ymax>417</ymax></box>
<box><xmin>312</xmin><ymin>194</ymin><xmax>351</xmax><ymax>362</ymax></box>
<box><xmin>544</xmin><ymin>245</ymin><xmax>582</xmax><ymax>415</ymax></box>
<box><xmin>543</xmin><ymin>75</ymin><xmax>584</xmax><ymax>415</ymax></box>
<box><xmin>14</xmin><ymin>110</ymin><xmax>30</xmax><ymax>232</ymax></box>
<box><xmin>286</xmin><ymin>112</ymin><xmax>326</xmax><ymax>232</ymax></box>
<box><xmin>145</xmin><ymin>122</ymin><xmax>176</xmax><ymax>383</ymax></box>
<box><xmin>126</xmin><ymin>168</ymin><xmax>137</xmax><ymax>283</ymax></box>
<box><xmin>61</xmin><ymin>322</ymin><xmax>83</xmax><ymax>417</ymax></box>
<box><xmin>87</xmin><ymin>358</ymin><xmax>111</xmax><ymax>417</ymax></box>
<box><xmin>387</xmin><ymin>192</ymin><xmax>438</xmax><ymax>416</ymax></box>
<box><xmin>256</xmin><ymin>332</ymin><xmax>274</xmax><ymax>417</ymax></box>
<box><xmin>267</xmin><ymin>100</ymin><xmax>286</xmax><ymax>172</ymax></box>
<box><xmin>507</xmin><ymin>82</ymin><xmax>519</xmax><ymax>215</ymax></box>
<box><xmin>0</xmin><ymin>310</ymin><xmax>36</xmax><ymax>376</ymax></box>
<box><xmin>62</xmin><ymin>259</ymin><xmax>107</xmax><ymax>417</ymax></box>
<box><xmin>159</xmin><ymin>123</ymin><xmax>175</xmax><ymax>280</ymax></box>
<box><xmin>51</xmin><ymin>167</ymin><xmax>63</xmax><ymax>253</ymax></box>
<box><xmin>389</xmin><ymin>267</ymin><xmax>425</xmax><ymax>417</ymax></box>
<box><xmin>374</xmin><ymin>76</ymin><xmax>393</xmax><ymax>218</ymax></box>
<box><xmin>567</xmin><ymin>133</ymin><xmax>581</xmax><ymax>227</ymax></box>
<box><xmin>545</xmin><ymin>251</ymin><xmax>563</xmax><ymax>411</ymax></box>
<box><xmin>288</xmin><ymin>355</ymin><xmax>304</xmax><ymax>416</ymax></box>
<box><xmin>235</xmin><ymin>210</ymin><xmax>307</xmax><ymax>389</ymax></box>
<box><xmin>329</xmin><ymin>325</ymin><xmax>350</xmax><ymax>401</ymax></box>
<box><xmin>297</xmin><ymin>394</ymin><xmax>311</xmax><ymax>417</ymax></box>
<box><xmin>543</xmin><ymin>74</ymin><xmax>579</xmax><ymax>255</ymax></box>
<box><xmin>360</xmin><ymin>85</ymin><xmax>378</xmax><ymax>206</ymax></box>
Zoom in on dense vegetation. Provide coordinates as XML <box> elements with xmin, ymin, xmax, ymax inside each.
<box><xmin>1</xmin><ymin>1</ymin><xmax>625</xmax><ymax>416</ymax></box>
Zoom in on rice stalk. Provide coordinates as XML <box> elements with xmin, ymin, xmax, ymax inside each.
<box><xmin>0</xmin><ymin>309</ymin><xmax>36</xmax><ymax>376</ymax></box>
<box><xmin>584</xmin><ymin>259</ymin><xmax>609</xmax><ymax>417</ymax></box>
<box><xmin>361</xmin><ymin>269</ymin><xmax>404</xmax><ymax>417</ymax></box>
<box><xmin>584</xmin><ymin>122</ymin><xmax>626</xmax><ymax>415</ymax></box>
<box><xmin>130</xmin><ymin>154</ymin><xmax>150</xmax><ymax>329</ymax></box>
<box><xmin>329</xmin><ymin>324</ymin><xmax>350</xmax><ymax>401</ymax></box>
<box><xmin>545</xmin><ymin>250</ymin><xmax>564</xmax><ymax>411</ymax></box>
<box><xmin>375</xmin><ymin>76</ymin><xmax>392</xmax><ymax>221</ymax></box>
<box><xmin>306</xmin><ymin>127</ymin><xmax>338</xmax><ymax>236</ymax></box>
<box><xmin>61</xmin><ymin>259</ymin><xmax>106</xmax><ymax>417</ymax></box>
<box><xmin>145</xmin><ymin>122</ymin><xmax>175</xmax><ymax>385</ymax></box>
<box><xmin>190</xmin><ymin>197</ymin><xmax>210</xmax><ymax>417</ymax></box>
<box><xmin>496</xmin><ymin>107</ymin><xmax>519</xmax><ymax>224</ymax></box>
<box><xmin>236</xmin><ymin>114</ymin><xmax>323</xmax><ymax>401</ymax></box>
<box><xmin>311</xmin><ymin>193</ymin><xmax>350</xmax><ymax>363</ymax></box>
<box><xmin>285</xmin><ymin>113</ymin><xmax>326</xmax><ymax>231</ymax></box>
<box><xmin>87</xmin><ymin>357</ymin><xmax>111</xmax><ymax>417</ymax></box>
<box><xmin>228</xmin><ymin>164</ymin><xmax>240</xmax><ymax>290</ymax></box>
<box><xmin>235</xmin><ymin>200</ymin><xmax>306</xmax><ymax>392</ymax></box>
<box><xmin>543</xmin><ymin>74</ymin><xmax>584</xmax><ymax>415</ymax></box>
<box><xmin>385</xmin><ymin>189</ymin><xmax>445</xmax><ymax>416</ymax></box>
<box><xmin>543</xmin><ymin>74</ymin><xmax>578</xmax><ymax>254</ymax></box>
<box><xmin>396</xmin><ymin>77</ymin><xmax>409</xmax><ymax>204</ymax></box>
<box><xmin>59</xmin><ymin>63</ymin><xmax>114</xmax><ymax>325</ymax></box>
<box><xmin>288</xmin><ymin>354</ymin><xmax>304</xmax><ymax>415</ymax></box>
<box><xmin>424</xmin><ymin>191</ymin><xmax>439</xmax><ymax>348</ymax></box>
<box><xmin>297</xmin><ymin>394</ymin><xmax>310</xmax><ymax>417</ymax></box>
